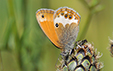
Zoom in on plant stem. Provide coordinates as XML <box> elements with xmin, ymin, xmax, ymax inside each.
<box><xmin>79</xmin><ymin>12</ymin><xmax>93</xmax><ymax>39</ymax></box>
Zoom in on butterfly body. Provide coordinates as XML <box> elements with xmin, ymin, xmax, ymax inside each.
<box><xmin>36</xmin><ymin>7</ymin><xmax>81</xmax><ymax>55</ymax></box>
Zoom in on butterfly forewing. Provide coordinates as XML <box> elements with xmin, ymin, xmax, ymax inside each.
<box><xmin>36</xmin><ymin>9</ymin><xmax>62</xmax><ymax>49</ymax></box>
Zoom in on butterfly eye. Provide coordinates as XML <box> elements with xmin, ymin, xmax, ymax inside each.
<box><xmin>41</xmin><ymin>15</ymin><xmax>44</xmax><ymax>18</ymax></box>
<box><xmin>55</xmin><ymin>23</ymin><xmax>59</xmax><ymax>27</ymax></box>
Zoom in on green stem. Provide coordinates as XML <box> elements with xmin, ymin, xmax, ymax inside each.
<box><xmin>80</xmin><ymin>0</ymin><xmax>89</xmax><ymax>8</ymax></box>
<box><xmin>7</xmin><ymin>0</ymin><xmax>22</xmax><ymax>71</ymax></box>
<box><xmin>79</xmin><ymin>12</ymin><xmax>93</xmax><ymax>39</ymax></box>
<box><xmin>78</xmin><ymin>0</ymin><xmax>96</xmax><ymax>39</ymax></box>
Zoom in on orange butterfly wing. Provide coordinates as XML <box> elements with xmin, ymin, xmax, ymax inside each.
<box><xmin>36</xmin><ymin>9</ymin><xmax>62</xmax><ymax>49</ymax></box>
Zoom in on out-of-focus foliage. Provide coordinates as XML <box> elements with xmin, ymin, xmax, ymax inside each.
<box><xmin>0</xmin><ymin>0</ymin><xmax>113</xmax><ymax>71</ymax></box>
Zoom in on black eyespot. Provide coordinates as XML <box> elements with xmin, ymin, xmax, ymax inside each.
<box><xmin>42</xmin><ymin>15</ymin><xmax>44</xmax><ymax>18</ymax></box>
<box><xmin>61</xmin><ymin>13</ymin><xmax>64</xmax><ymax>15</ymax></box>
<box><xmin>58</xmin><ymin>15</ymin><xmax>60</xmax><ymax>17</ymax></box>
<box><xmin>65</xmin><ymin>14</ymin><xmax>67</xmax><ymax>17</ymax></box>
<box><xmin>69</xmin><ymin>16</ymin><xmax>72</xmax><ymax>19</ymax></box>
<box><xmin>65</xmin><ymin>14</ymin><xmax>68</xmax><ymax>18</ymax></box>
<box><xmin>55</xmin><ymin>23</ymin><xmax>59</xmax><ymax>27</ymax></box>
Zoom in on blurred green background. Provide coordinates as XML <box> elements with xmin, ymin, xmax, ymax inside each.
<box><xmin>0</xmin><ymin>0</ymin><xmax>113</xmax><ymax>71</ymax></box>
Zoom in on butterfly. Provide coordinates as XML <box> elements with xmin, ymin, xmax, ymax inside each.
<box><xmin>36</xmin><ymin>7</ymin><xmax>81</xmax><ymax>55</ymax></box>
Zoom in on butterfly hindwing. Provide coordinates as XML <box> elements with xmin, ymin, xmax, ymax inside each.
<box><xmin>53</xmin><ymin>7</ymin><xmax>81</xmax><ymax>49</ymax></box>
